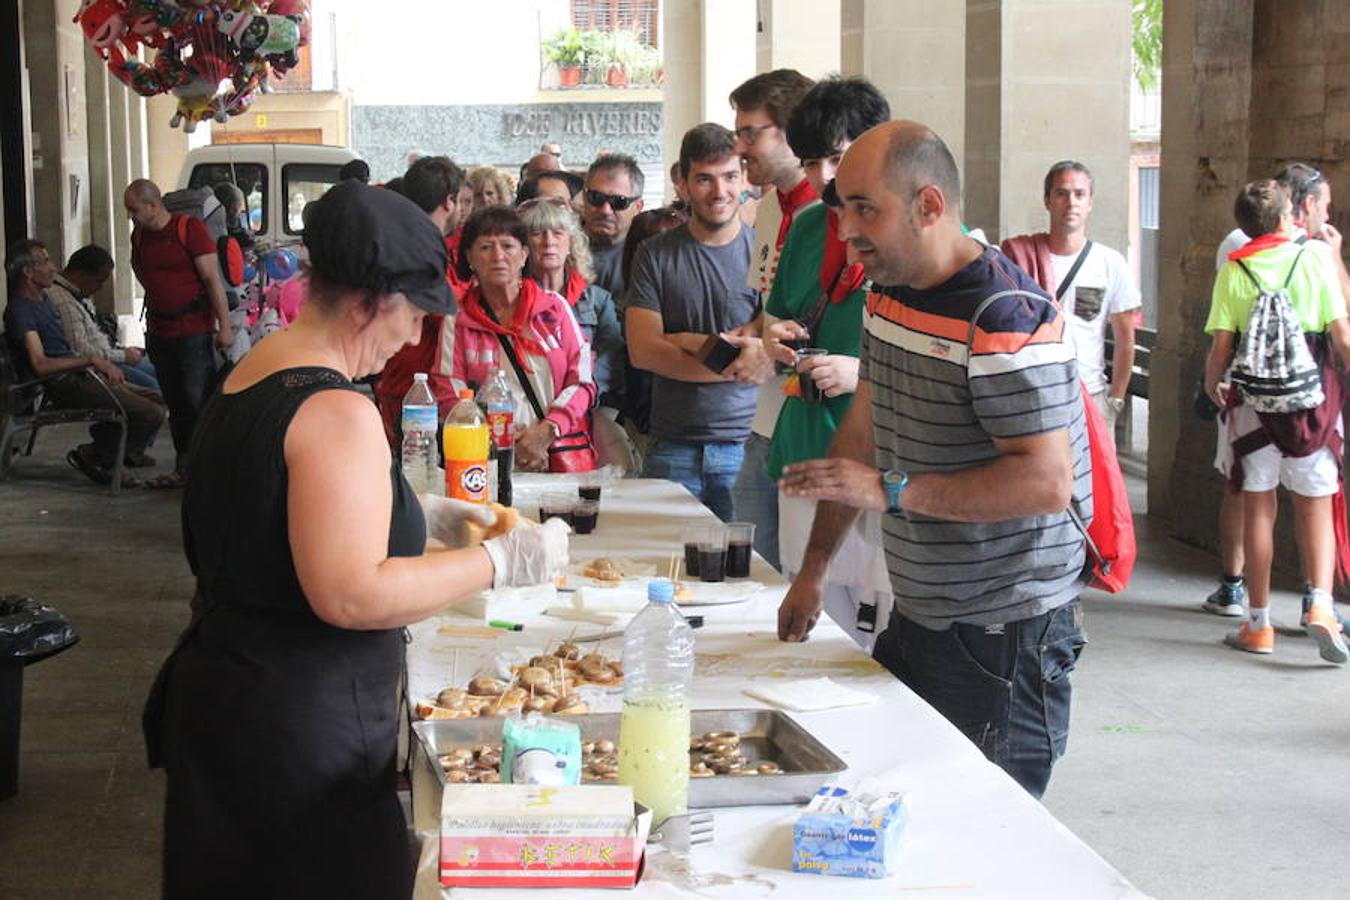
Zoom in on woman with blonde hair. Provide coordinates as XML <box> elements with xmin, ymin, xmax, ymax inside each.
<box><xmin>519</xmin><ymin>196</ymin><xmax>623</xmax><ymax>409</ymax></box>
<box><xmin>467</xmin><ymin>166</ymin><xmax>516</xmax><ymax>216</ymax></box>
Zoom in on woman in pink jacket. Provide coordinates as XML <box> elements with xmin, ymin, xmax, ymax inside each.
<box><xmin>453</xmin><ymin>206</ymin><xmax>598</xmax><ymax>471</ymax></box>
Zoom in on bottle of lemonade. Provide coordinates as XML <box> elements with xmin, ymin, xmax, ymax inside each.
<box><xmin>618</xmin><ymin>579</ymin><xmax>695</xmax><ymax>823</ymax></box>
<box><xmin>443</xmin><ymin>389</ymin><xmax>490</xmax><ymax>503</ymax></box>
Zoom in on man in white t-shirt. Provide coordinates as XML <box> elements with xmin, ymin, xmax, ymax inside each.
<box><xmin>1001</xmin><ymin>161</ymin><xmax>1141</xmax><ymax>429</ymax></box>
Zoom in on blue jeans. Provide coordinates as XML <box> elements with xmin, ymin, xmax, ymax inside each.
<box><xmin>146</xmin><ymin>332</ymin><xmax>218</xmax><ymax>474</ymax></box>
<box><xmin>872</xmin><ymin>600</ymin><xmax>1087</xmax><ymax>799</ymax></box>
<box><xmin>642</xmin><ymin>439</ymin><xmax>745</xmax><ymax>522</ymax></box>
<box><xmin>731</xmin><ymin>433</ymin><xmax>781</xmax><ymax>570</ymax></box>
<box><xmin>118</xmin><ymin>357</ymin><xmax>160</xmax><ymax>392</ymax></box>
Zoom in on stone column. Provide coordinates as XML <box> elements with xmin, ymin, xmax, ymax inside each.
<box><xmin>857</xmin><ymin>0</ymin><xmax>966</xmax><ymax>167</ymax></box>
<box><xmin>757</xmin><ymin>0</ymin><xmax>842</xmax><ymax>79</ymax></box>
<box><xmin>146</xmin><ymin>93</ymin><xmax>190</xmax><ymax>192</ymax></box>
<box><xmin>964</xmin><ymin>0</ymin><xmax>1131</xmax><ymax>249</ymax></box>
<box><xmin>1151</xmin><ymin>0</ymin><xmax>1350</xmax><ymax>567</ymax></box>
<box><xmin>84</xmin><ymin>59</ymin><xmax>117</xmax><ymax>315</ymax></box>
<box><xmin>22</xmin><ymin>0</ymin><xmax>91</xmax><ymax>261</ymax></box>
<box><xmin>108</xmin><ymin>79</ymin><xmax>136</xmax><ymax>311</ymax></box>
<box><xmin>662</xmin><ymin>0</ymin><xmax>757</xmax><ymax>197</ymax></box>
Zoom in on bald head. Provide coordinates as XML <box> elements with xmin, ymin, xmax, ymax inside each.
<box><xmin>835</xmin><ymin>121</ymin><xmax>974</xmax><ymax>288</ymax></box>
<box><xmin>523</xmin><ymin>153</ymin><xmax>562</xmax><ymax>180</ymax></box>
<box><xmin>125</xmin><ymin>179</ymin><xmax>162</xmax><ymax>206</ymax></box>
<box><xmin>124</xmin><ymin>178</ymin><xmax>169</xmax><ymax>230</ymax></box>
<box><xmin>874</xmin><ymin>121</ymin><xmax>961</xmax><ymax>215</ymax></box>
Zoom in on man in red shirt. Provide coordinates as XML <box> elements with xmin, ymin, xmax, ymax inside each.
<box><xmin>374</xmin><ymin>156</ymin><xmax>468</xmax><ymax>448</ymax></box>
<box><xmin>125</xmin><ymin>179</ymin><xmax>232</xmax><ymax>485</ymax></box>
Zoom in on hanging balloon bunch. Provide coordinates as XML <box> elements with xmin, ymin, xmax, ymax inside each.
<box><xmin>75</xmin><ymin>0</ymin><xmax>311</xmax><ymax>133</ymax></box>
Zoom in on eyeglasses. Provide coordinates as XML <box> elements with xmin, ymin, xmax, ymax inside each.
<box><xmin>733</xmin><ymin>123</ymin><xmax>777</xmax><ymax>145</ymax></box>
<box><xmin>584</xmin><ymin>189</ymin><xmax>640</xmax><ymax>212</ymax></box>
<box><xmin>517</xmin><ymin>196</ymin><xmax>573</xmax><ymax>213</ymax></box>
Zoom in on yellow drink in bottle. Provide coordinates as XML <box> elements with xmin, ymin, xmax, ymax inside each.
<box><xmin>443</xmin><ymin>389</ymin><xmax>490</xmax><ymax>502</ymax></box>
<box><xmin>617</xmin><ymin>693</ymin><xmax>691</xmax><ymax>823</ymax></box>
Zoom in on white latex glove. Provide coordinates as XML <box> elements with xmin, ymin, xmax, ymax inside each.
<box><xmin>420</xmin><ymin>494</ymin><xmax>498</xmax><ymax>549</ymax></box>
<box><xmin>482</xmin><ymin>518</ymin><xmax>571</xmax><ymax>588</ymax></box>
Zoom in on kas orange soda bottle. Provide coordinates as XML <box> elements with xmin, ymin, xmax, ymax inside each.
<box><xmin>444</xmin><ymin>389</ymin><xmax>490</xmax><ymax>503</ymax></box>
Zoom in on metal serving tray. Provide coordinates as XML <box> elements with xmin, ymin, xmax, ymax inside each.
<box><xmin>413</xmin><ymin>708</ymin><xmax>847</xmax><ymax>808</ymax></box>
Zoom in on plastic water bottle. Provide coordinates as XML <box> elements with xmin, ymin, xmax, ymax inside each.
<box><xmin>618</xmin><ymin>579</ymin><xmax>695</xmax><ymax>823</ymax></box>
<box><xmin>476</xmin><ymin>355</ymin><xmax>516</xmax><ymax>506</ymax></box>
<box><xmin>443</xmin><ymin>389</ymin><xmax>490</xmax><ymax>503</ymax></box>
<box><xmin>400</xmin><ymin>373</ymin><xmax>439</xmax><ymax>495</ymax></box>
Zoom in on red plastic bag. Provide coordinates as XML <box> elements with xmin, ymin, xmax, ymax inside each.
<box><xmin>1075</xmin><ymin>382</ymin><xmax>1136</xmax><ymax>593</ymax></box>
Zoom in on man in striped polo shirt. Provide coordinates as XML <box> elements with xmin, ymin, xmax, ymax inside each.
<box><xmin>778</xmin><ymin>121</ymin><xmax>1092</xmax><ymax>798</ymax></box>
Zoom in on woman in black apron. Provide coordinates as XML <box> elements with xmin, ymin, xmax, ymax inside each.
<box><xmin>144</xmin><ymin>182</ymin><xmax>570</xmax><ymax>899</ymax></box>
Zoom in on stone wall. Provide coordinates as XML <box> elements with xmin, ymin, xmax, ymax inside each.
<box><xmin>352</xmin><ymin>102</ymin><xmax>664</xmax><ymax>195</ymax></box>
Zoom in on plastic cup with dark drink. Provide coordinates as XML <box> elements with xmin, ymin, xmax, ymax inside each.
<box><xmin>681</xmin><ymin>525</ymin><xmax>704</xmax><ymax>578</ymax></box>
<box><xmin>698</xmin><ymin>525</ymin><xmax>728</xmax><ymax>583</ymax></box>
<box><xmin>538</xmin><ymin>492</ymin><xmax>575</xmax><ymax>527</ymax></box>
<box><xmin>795</xmin><ymin>348</ymin><xmax>829</xmax><ymax>404</ymax></box>
<box><xmin>578</xmin><ymin>484</ymin><xmax>602</xmax><ymax>502</ymax></box>
<box><xmin>571</xmin><ymin>500</ymin><xmax>599</xmax><ymax>534</ymax></box>
<box><xmin>726</xmin><ymin>522</ymin><xmax>755</xmax><ymax>578</ymax></box>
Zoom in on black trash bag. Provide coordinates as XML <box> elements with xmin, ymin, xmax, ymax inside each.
<box><xmin>0</xmin><ymin>595</ymin><xmax>79</xmax><ymax>664</ymax></box>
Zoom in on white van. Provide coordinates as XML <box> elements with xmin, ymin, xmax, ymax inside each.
<box><xmin>177</xmin><ymin>143</ymin><xmax>359</xmax><ymax>252</ymax></box>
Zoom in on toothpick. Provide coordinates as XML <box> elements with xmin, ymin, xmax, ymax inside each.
<box><xmin>451</xmin><ymin>649</ymin><xmax>459</xmax><ymax>688</ymax></box>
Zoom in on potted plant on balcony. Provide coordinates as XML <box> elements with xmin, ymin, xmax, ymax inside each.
<box><xmin>605</xmin><ymin>29</ymin><xmax>648</xmax><ymax>88</ymax></box>
<box><xmin>543</xmin><ymin>27</ymin><xmax>586</xmax><ymax>87</ymax></box>
<box><xmin>625</xmin><ymin>40</ymin><xmax>663</xmax><ymax>87</ymax></box>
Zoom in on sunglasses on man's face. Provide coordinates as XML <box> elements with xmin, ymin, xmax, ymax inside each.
<box><xmin>584</xmin><ymin>189</ymin><xmax>640</xmax><ymax>212</ymax></box>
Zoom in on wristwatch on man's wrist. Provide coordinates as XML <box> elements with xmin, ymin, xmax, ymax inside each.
<box><xmin>881</xmin><ymin>469</ymin><xmax>909</xmax><ymax>514</ymax></box>
<box><xmin>1106</xmin><ymin>396</ymin><xmax>1126</xmax><ymax>414</ymax></box>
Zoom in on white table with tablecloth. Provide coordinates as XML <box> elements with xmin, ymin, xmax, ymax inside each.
<box><xmin>407</xmin><ymin>478</ymin><xmax>1148</xmax><ymax>900</ymax></box>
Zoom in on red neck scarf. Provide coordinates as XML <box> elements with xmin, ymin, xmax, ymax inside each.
<box><xmin>821</xmin><ymin>208</ymin><xmax>866</xmax><ymax>303</ymax></box>
<box><xmin>1228</xmin><ymin>232</ymin><xmax>1288</xmax><ymax>261</ymax></box>
<box><xmin>561</xmin><ymin>268</ymin><xmax>588</xmax><ymax>307</ymax></box>
<box><xmin>461</xmin><ymin>278</ymin><xmax>547</xmax><ymax>372</ymax></box>
<box><xmin>776</xmin><ymin>178</ymin><xmax>819</xmax><ymax>250</ymax></box>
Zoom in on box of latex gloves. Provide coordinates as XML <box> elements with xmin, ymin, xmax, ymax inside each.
<box><xmin>792</xmin><ymin>785</ymin><xmax>909</xmax><ymax>878</ymax></box>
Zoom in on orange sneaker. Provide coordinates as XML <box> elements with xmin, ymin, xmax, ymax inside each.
<box><xmin>1224</xmin><ymin>622</ymin><xmax>1274</xmax><ymax>655</ymax></box>
<box><xmin>1303</xmin><ymin>604</ymin><xmax>1349</xmax><ymax>665</ymax></box>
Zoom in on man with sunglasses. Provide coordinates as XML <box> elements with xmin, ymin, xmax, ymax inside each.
<box><xmin>1204</xmin><ymin>163</ymin><xmax>1350</xmax><ymax>625</ymax></box>
<box><xmin>725</xmin><ymin>68</ymin><xmax>819</xmax><ymax>571</ymax></box>
<box><xmin>582</xmin><ymin>153</ymin><xmax>645</xmax><ymax>300</ymax></box>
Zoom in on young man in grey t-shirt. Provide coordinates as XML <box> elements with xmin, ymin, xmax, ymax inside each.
<box><xmin>625</xmin><ymin>123</ymin><xmax>760</xmax><ymax>520</ymax></box>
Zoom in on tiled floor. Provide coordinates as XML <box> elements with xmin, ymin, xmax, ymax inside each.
<box><xmin>2</xmin><ymin>424</ymin><xmax>1349</xmax><ymax>899</ymax></box>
